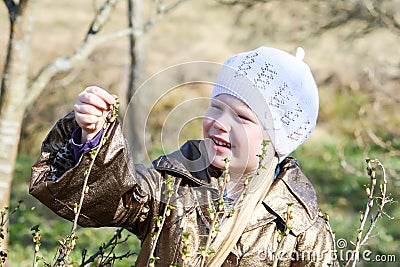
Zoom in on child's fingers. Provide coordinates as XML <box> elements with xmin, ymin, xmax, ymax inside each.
<box><xmin>74</xmin><ymin>86</ymin><xmax>118</xmax><ymax>136</ymax></box>
<box><xmin>75</xmin><ymin>113</ymin><xmax>103</xmax><ymax>132</ymax></box>
<box><xmin>77</xmin><ymin>91</ymin><xmax>109</xmax><ymax>111</ymax></box>
<box><xmin>74</xmin><ymin>101</ymin><xmax>104</xmax><ymax>117</ymax></box>
<box><xmin>84</xmin><ymin>86</ymin><xmax>116</xmax><ymax>106</ymax></box>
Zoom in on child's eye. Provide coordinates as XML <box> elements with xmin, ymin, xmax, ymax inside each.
<box><xmin>210</xmin><ymin>104</ymin><xmax>222</xmax><ymax>111</ymax></box>
<box><xmin>236</xmin><ymin>112</ymin><xmax>257</xmax><ymax>124</ymax></box>
<box><xmin>237</xmin><ymin>114</ymin><xmax>252</xmax><ymax>122</ymax></box>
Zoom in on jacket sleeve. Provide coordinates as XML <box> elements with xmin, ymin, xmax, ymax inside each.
<box><xmin>294</xmin><ymin>215</ymin><xmax>339</xmax><ymax>267</ymax></box>
<box><xmin>29</xmin><ymin>112</ymin><xmax>162</xmax><ymax>240</ymax></box>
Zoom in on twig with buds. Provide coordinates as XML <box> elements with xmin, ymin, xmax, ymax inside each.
<box><xmin>148</xmin><ymin>177</ymin><xmax>176</xmax><ymax>267</ymax></box>
<box><xmin>199</xmin><ymin>157</ymin><xmax>231</xmax><ymax>267</ymax></box>
<box><xmin>344</xmin><ymin>158</ymin><xmax>393</xmax><ymax>267</ymax></box>
<box><xmin>52</xmin><ymin>98</ymin><xmax>120</xmax><ymax>266</ymax></box>
<box><xmin>200</xmin><ymin>139</ymin><xmax>271</xmax><ymax>266</ymax></box>
<box><xmin>272</xmin><ymin>203</ymin><xmax>293</xmax><ymax>267</ymax></box>
<box><xmin>79</xmin><ymin>228</ymin><xmax>136</xmax><ymax>266</ymax></box>
<box><xmin>1</xmin><ymin>201</ymin><xmax>22</xmax><ymax>265</ymax></box>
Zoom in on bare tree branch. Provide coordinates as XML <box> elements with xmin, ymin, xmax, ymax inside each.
<box><xmin>317</xmin><ymin>3</ymin><xmax>366</xmax><ymax>32</ymax></box>
<box><xmin>337</xmin><ymin>145</ymin><xmax>364</xmax><ymax>177</ymax></box>
<box><xmin>3</xmin><ymin>0</ymin><xmax>16</xmax><ymax>13</ymax></box>
<box><xmin>127</xmin><ymin>0</ymin><xmax>142</xmax><ymax>100</ymax></box>
<box><xmin>25</xmin><ymin>0</ymin><xmax>190</xmax><ymax>108</ymax></box>
<box><xmin>18</xmin><ymin>0</ymin><xmax>29</xmax><ymax>14</ymax></box>
<box><xmin>364</xmin><ymin>0</ymin><xmax>400</xmax><ymax>34</ymax></box>
<box><xmin>87</xmin><ymin>0</ymin><xmax>119</xmax><ymax>36</ymax></box>
<box><xmin>363</xmin><ymin>126</ymin><xmax>400</xmax><ymax>157</ymax></box>
<box><xmin>80</xmin><ymin>228</ymin><xmax>136</xmax><ymax>266</ymax></box>
<box><xmin>25</xmin><ymin>0</ymin><xmax>122</xmax><ymax>107</ymax></box>
<box><xmin>143</xmin><ymin>0</ymin><xmax>190</xmax><ymax>33</ymax></box>
<box><xmin>314</xmin><ymin>0</ymin><xmax>399</xmax><ymax>36</ymax></box>
<box><xmin>216</xmin><ymin>0</ymin><xmax>268</xmax><ymax>7</ymax></box>
<box><xmin>2</xmin><ymin>0</ymin><xmax>30</xmax><ymax>22</ymax></box>
<box><xmin>217</xmin><ymin>0</ymin><xmax>400</xmax><ymax>36</ymax></box>
<box><xmin>344</xmin><ymin>159</ymin><xmax>393</xmax><ymax>267</ymax></box>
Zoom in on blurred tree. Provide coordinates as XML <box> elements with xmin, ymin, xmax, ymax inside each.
<box><xmin>126</xmin><ymin>0</ymin><xmax>146</xmax><ymax>163</ymax></box>
<box><xmin>125</xmin><ymin>0</ymin><xmax>189</xmax><ymax>163</ymax></box>
<box><xmin>0</xmin><ymin>0</ymin><xmax>188</xmax><ymax>256</ymax></box>
<box><xmin>217</xmin><ymin>0</ymin><xmax>400</xmax><ymax>35</ymax></box>
<box><xmin>0</xmin><ymin>0</ymin><xmax>32</xmax><ymax>254</ymax></box>
<box><xmin>0</xmin><ymin>0</ymin><xmax>123</xmax><ymax>254</ymax></box>
<box><xmin>310</xmin><ymin>0</ymin><xmax>400</xmax><ymax>36</ymax></box>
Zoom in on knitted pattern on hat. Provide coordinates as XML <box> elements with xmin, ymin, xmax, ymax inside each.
<box><xmin>211</xmin><ymin>46</ymin><xmax>319</xmax><ymax>162</ymax></box>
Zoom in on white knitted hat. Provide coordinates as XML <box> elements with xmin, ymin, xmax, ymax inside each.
<box><xmin>211</xmin><ymin>46</ymin><xmax>319</xmax><ymax>162</ymax></box>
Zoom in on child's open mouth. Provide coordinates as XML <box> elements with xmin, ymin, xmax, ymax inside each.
<box><xmin>212</xmin><ymin>137</ymin><xmax>231</xmax><ymax>148</ymax></box>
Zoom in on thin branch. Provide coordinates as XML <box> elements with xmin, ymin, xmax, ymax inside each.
<box><xmin>147</xmin><ymin>178</ymin><xmax>176</xmax><ymax>266</ymax></box>
<box><xmin>25</xmin><ymin>0</ymin><xmax>122</xmax><ymax>107</ymax></box>
<box><xmin>199</xmin><ymin>159</ymin><xmax>231</xmax><ymax>267</ymax></box>
<box><xmin>337</xmin><ymin>145</ymin><xmax>364</xmax><ymax>177</ymax></box>
<box><xmin>53</xmin><ymin>67</ymin><xmax>84</xmax><ymax>88</ymax></box>
<box><xmin>97</xmin><ymin>250</ymin><xmax>137</xmax><ymax>266</ymax></box>
<box><xmin>344</xmin><ymin>159</ymin><xmax>394</xmax><ymax>267</ymax></box>
<box><xmin>0</xmin><ymin>201</ymin><xmax>22</xmax><ymax>265</ymax></box>
<box><xmin>143</xmin><ymin>0</ymin><xmax>190</xmax><ymax>33</ymax></box>
<box><xmin>272</xmin><ymin>203</ymin><xmax>293</xmax><ymax>267</ymax></box>
<box><xmin>322</xmin><ymin>213</ymin><xmax>337</xmax><ymax>265</ymax></box>
<box><xmin>364</xmin><ymin>128</ymin><xmax>400</xmax><ymax>157</ymax></box>
<box><xmin>363</xmin><ymin>66</ymin><xmax>400</xmax><ymax>105</ymax></box>
<box><xmin>157</xmin><ymin>0</ymin><xmax>189</xmax><ymax>14</ymax></box>
<box><xmin>79</xmin><ymin>228</ymin><xmax>136</xmax><ymax>266</ymax></box>
<box><xmin>364</xmin><ymin>0</ymin><xmax>400</xmax><ymax>34</ymax></box>
<box><xmin>18</xmin><ymin>0</ymin><xmax>29</xmax><ymax>15</ymax></box>
<box><xmin>316</xmin><ymin>3</ymin><xmax>365</xmax><ymax>33</ymax></box>
<box><xmin>3</xmin><ymin>0</ymin><xmax>16</xmax><ymax>13</ymax></box>
<box><xmin>357</xmin><ymin>103</ymin><xmax>400</xmax><ymax>157</ymax></box>
<box><xmin>52</xmin><ymin>101</ymin><xmax>119</xmax><ymax>266</ymax></box>
<box><xmin>86</xmin><ymin>0</ymin><xmax>119</xmax><ymax>36</ymax></box>
<box><xmin>216</xmin><ymin>0</ymin><xmax>269</xmax><ymax>6</ymax></box>
<box><xmin>26</xmin><ymin>0</ymin><xmax>187</xmax><ymax>108</ymax></box>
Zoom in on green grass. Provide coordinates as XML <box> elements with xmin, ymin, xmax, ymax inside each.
<box><xmin>292</xmin><ymin>140</ymin><xmax>400</xmax><ymax>267</ymax></box>
<box><xmin>7</xmin><ymin>136</ymin><xmax>399</xmax><ymax>266</ymax></box>
<box><xmin>8</xmin><ymin>155</ymin><xmax>141</xmax><ymax>267</ymax></box>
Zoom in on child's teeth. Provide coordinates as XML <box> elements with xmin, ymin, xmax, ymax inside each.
<box><xmin>214</xmin><ymin>138</ymin><xmax>231</xmax><ymax>148</ymax></box>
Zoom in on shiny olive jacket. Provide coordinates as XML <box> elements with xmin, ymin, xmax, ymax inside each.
<box><xmin>30</xmin><ymin>112</ymin><xmax>337</xmax><ymax>266</ymax></box>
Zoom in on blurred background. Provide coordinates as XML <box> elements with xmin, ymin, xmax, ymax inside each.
<box><xmin>1</xmin><ymin>0</ymin><xmax>399</xmax><ymax>266</ymax></box>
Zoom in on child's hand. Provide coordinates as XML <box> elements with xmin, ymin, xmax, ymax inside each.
<box><xmin>74</xmin><ymin>86</ymin><xmax>117</xmax><ymax>143</ymax></box>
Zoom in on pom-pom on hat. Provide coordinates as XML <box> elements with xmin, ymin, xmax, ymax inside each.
<box><xmin>211</xmin><ymin>46</ymin><xmax>319</xmax><ymax>162</ymax></box>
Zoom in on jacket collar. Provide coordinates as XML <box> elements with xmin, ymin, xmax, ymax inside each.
<box><xmin>152</xmin><ymin>140</ymin><xmax>214</xmax><ymax>186</ymax></box>
<box><xmin>263</xmin><ymin>157</ymin><xmax>319</xmax><ymax>235</ymax></box>
<box><xmin>153</xmin><ymin>141</ymin><xmax>320</xmax><ymax>235</ymax></box>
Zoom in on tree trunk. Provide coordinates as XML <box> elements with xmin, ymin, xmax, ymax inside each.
<box><xmin>125</xmin><ymin>0</ymin><xmax>146</xmax><ymax>163</ymax></box>
<box><xmin>0</xmin><ymin>0</ymin><xmax>32</xmax><ymax>254</ymax></box>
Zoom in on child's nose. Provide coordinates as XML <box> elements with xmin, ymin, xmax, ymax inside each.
<box><xmin>213</xmin><ymin>116</ymin><xmax>231</xmax><ymax>133</ymax></box>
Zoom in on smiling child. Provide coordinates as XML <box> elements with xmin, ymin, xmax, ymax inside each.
<box><xmin>31</xmin><ymin>46</ymin><xmax>337</xmax><ymax>266</ymax></box>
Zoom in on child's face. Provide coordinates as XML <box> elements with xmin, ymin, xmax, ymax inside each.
<box><xmin>203</xmin><ymin>94</ymin><xmax>263</xmax><ymax>174</ymax></box>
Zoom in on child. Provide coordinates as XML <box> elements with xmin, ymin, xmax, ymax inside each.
<box><xmin>30</xmin><ymin>46</ymin><xmax>337</xmax><ymax>266</ymax></box>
